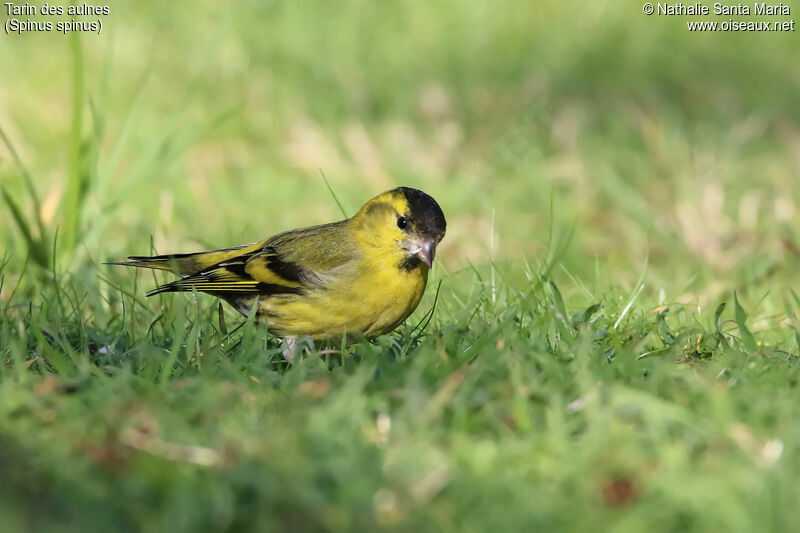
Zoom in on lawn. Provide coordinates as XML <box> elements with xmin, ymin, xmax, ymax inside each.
<box><xmin>2</xmin><ymin>2</ymin><xmax>800</xmax><ymax>531</ymax></box>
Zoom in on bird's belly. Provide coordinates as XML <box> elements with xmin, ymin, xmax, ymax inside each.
<box><xmin>258</xmin><ymin>265</ymin><xmax>428</xmax><ymax>340</ymax></box>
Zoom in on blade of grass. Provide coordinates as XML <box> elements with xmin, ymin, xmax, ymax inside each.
<box><xmin>60</xmin><ymin>28</ymin><xmax>87</xmax><ymax>255</ymax></box>
<box><xmin>320</xmin><ymin>168</ymin><xmax>348</xmax><ymax>218</ymax></box>
<box><xmin>548</xmin><ymin>279</ymin><xmax>569</xmax><ymax>328</ymax></box>
<box><xmin>733</xmin><ymin>291</ymin><xmax>757</xmax><ymax>352</ymax></box>
<box><xmin>218</xmin><ymin>302</ymin><xmax>228</xmax><ymax>336</ymax></box>
<box><xmin>1</xmin><ymin>252</ymin><xmax>29</xmax><ymax>315</ymax></box>
<box><xmin>0</xmin><ymin>126</ymin><xmax>47</xmax><ymax>241</ymax></box>
<box><xmin>613</xmin><ymin>254</ymin><xmax>648</xmax><ymax>330</ymax></box>
<box><xmin>1</xmin><ymin>186</ymin><xmax>49</xmax><ymax>269</ymax></box>
<box><xmin>714</xmin><ymin>301</ymin><xmax>728</xmax><ymax>347</ymax></box>
<box><xmin>409</xmin><ymin>279</ymin><xmax>443</xmax><ymax>342</ymax></box>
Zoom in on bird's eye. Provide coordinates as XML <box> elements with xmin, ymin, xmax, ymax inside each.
<box><xmin>397</xmin><ymin>216</ymin><xmax>408</xmax><ymax>229</ymax></box>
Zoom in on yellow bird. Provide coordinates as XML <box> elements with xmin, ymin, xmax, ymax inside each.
<box><xmin>111</xmin><ymin>187</ymin><xmax>446</xmax><ymax>354</ymax></box>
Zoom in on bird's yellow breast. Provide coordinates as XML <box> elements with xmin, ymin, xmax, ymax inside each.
<box><xmin>257</xmin><ymin>264</ymin><xmax>427</xmax><ymax>339</ymax></box>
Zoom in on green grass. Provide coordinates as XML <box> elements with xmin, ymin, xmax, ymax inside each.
<box><xmin>3</xmin><ymin>1</ymin><xmax>800</xmax><ymax>531</ymax></box>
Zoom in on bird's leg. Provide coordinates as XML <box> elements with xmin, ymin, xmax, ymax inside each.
<box><xmin>281</xmin><ymin>336</ymin><xmax>298</xmax><ymax>362</ymax></box>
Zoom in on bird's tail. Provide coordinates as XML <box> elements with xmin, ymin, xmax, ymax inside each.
<box><xmin>106</xmin><ymin>241</ymin><xmax>263</xmax><ymax>276</ymax></box>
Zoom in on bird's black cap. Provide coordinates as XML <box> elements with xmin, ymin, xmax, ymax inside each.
<box><xmin>398</xmin><ymin>187</ymin><xmax>447</xmax><ymax>242</ymax></box>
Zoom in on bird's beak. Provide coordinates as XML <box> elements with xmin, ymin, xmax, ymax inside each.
<box><xmin>414</xmin><ymin>239</ymin><xmax>436</xmax><ymax>269</ymax></box>
<box><xmin>403</xmin><ymin>237</ymin><xmax>438</xmax><ymax>269</ymax></box>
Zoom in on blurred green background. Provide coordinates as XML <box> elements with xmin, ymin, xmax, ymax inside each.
<box><xmin>2</xmin><ymin>1</ymin><xmax>800</xmax><ymax>532</ymax></box>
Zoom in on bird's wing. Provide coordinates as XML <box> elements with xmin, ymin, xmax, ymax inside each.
<box><xmin>147</xmin><ymin>221</ymin><xmax>357</xmax><ymax>296</ymax></box>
